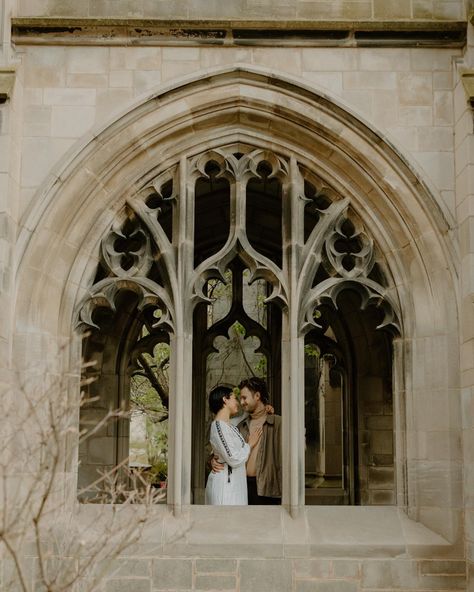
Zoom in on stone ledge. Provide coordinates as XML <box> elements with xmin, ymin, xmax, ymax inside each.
<box><xmin>10</xmin><ymin>17</ymin><xmax>467</xmax><ymax>48</ymax></box>
<box><xmin>75</xmin><ymin>505</ymin><xmax>462</xmax><ymax>559</ymax></box>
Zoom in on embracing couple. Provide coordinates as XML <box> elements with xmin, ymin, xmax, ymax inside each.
<box><xmin>205</xmin><ymin>377</ymin><xmax>282</xmax><ymax>506</ymax></box>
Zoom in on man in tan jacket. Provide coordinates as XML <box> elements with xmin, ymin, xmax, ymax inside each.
<box><xmin>211</xmin><ymin>377</ymin><xmax>282</xmax><ymax>504</ymax></box>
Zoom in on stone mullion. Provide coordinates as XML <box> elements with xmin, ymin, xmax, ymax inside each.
<box><xmin>281</xmin><ymin>157</ymin><xmax>305</xmax><ymax>514</ymax></box>
<box><xmin>233</xmin><ymin>175</ymin><xmax>247</xmax><ymax>240</ymax></box>
<box><xmin>168</xmin><ymin>155</ymin><xmax>194</xmax><ymax>512</ymax></box>
<box><xmin>392</xmin><ymin>337</ymin><xmax>408</xmax><ymax>508</ymax></box>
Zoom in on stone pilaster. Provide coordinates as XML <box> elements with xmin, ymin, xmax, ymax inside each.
<box><xmin>0</xmin><ymin>8</ymin><xmax>22</xmax><ymax>386</ymax></box>
<box><xmin>455</xmin><ymin>21</ymin><xmax>474</xmax><ymax>592</ymax></box>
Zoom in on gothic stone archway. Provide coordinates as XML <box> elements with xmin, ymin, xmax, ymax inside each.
<box><xmin>74</xmin><ymin>143</ymin><xmax>400</xmax><ymax>507</ymax></box>
<box><xmin>14</xmin><ymin>67</ymin><xmax>460</xmax><ymax>539</ymax></box>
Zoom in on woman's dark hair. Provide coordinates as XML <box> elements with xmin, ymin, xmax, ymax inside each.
<box><xmin>238</xmin><ymin>377</ymin><xmax>269</xmax><ymax>405</ymax></box>
<box><xmin>208</xmin><ymin>385</ymin><xmax>233</xmax><ymax>415</ymax></box>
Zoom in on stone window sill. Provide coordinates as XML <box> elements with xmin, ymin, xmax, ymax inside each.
<box><xmin>75</xmin><ymin>505</ymin><xmax>459</xmax><ymax>559</ymax></box>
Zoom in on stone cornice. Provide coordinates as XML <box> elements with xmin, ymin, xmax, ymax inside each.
<box><xmin>11</xmin><ymin>17</ymin><xmax>467</xmax><ymax>47</ymax></box>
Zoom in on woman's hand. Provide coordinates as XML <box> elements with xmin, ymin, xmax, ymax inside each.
<box><xmin>248</xmin><ymin>426</ymin><xmax>263</xmax><ymax>449</ymax></box>
<box><xmin>264</xmin><ymin>404</ymin><xmax>274</xmax><ymax>415</ymax></box>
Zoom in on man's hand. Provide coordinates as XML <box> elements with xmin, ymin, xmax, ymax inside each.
<box><xmin>211</xmin><ymin>455</ymin><xmax>225</xmax><ymax>473</ymax></box>
<box><xmin>265</xmin><ymin>404</ymin><xmax>275</xmax><ymax>415</ymax></box>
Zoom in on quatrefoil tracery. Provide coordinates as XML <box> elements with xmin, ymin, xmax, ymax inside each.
<box><xmin>101</xmin><ymin>218</ymin><xmax>153</xmax><ymax>279</ymax></box>
<box><xmin>76</xmin><ymin>212</ymin><xmax>175</xmax><ymax>333</ymax></box>
<box><xmin>299</xmin><ymin>204</ymin><xmax>400</xmax><ymax>335</ymax></box>
<box><xmin>323</xmin><ymin>217</ymin><xmax>375</xmax><ymax>280</ymax></box>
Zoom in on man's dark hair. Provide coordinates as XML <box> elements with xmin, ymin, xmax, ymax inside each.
<box><xmin>238</xmin><ymin>377</ymin><xmax>269</xmax><ymax>405</ymax></box>
<box><xmin>208</xmin><ymin>385</ymin><xmax>233</xmax><ymax>415</ymax></box>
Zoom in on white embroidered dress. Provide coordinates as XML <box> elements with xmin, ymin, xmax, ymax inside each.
<box><xmin>205</xmin><ymin>420</ymin><xmax>250</xmax><ymax>505</ymax></box>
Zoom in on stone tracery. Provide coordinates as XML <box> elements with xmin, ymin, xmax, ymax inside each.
<box><xmin>76</xmin><ymin>212</ymin><xmax>175</xmax><ymax>334</ymax></box>
<box><xmin>78</xmin><ymin>145</ymin><xmax>399</xmax><ymax>336</ymax></box>
<box><xmin>76</xmin><ymin>142</ymin><xmax>401</xmax><ymax>506</ymax></box>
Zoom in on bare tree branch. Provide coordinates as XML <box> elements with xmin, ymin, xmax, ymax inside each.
<box><xmin>0</xmin><ymin>355</ymin><xmax>164</xmax><ymax>592</ymax></box>
<box><xmin>137</xmin><ymin>353</ymin><xmax>169</xmax><ymax>408</ymax></box>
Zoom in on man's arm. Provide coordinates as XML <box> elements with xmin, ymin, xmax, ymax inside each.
<box><xmin>210</xmin><ymin>455</ymin><xmax>225</xmax><ymax>472</ymax></box>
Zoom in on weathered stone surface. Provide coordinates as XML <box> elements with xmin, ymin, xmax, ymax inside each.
<box><xmin>239</xmin><ymin>560</ymin><xmax>292</xmax><ymax>592</ymax></box>
<box><xmin>104</xmin><ymin>559</ymin><xmax>151</xmax><ymax>578</ymax></box>
<box><xmin>361</xmin><ymin>560</ymin><xmax>419</xmax><ymax>589</ymax></box>
<box><xmin>105</xmin><ymin>579</ymin><xmax>151</xmax><ymax>592</ymax></box>
<box><xmin>368</xmin><ymin>490</ymin><xmax>396</xmax><ymax>504</ymax></box>
<box><xmin>368</xmin><ymin>466</ymin><xmax>395</xmax><ymax>489</ymax></box>
<box><xmin>294</xmin><ymin>559</ymin><xmax>331</xmax><ymax>578</ymax></box>
<box><xmin>296</xmin><ymin>580</ymin><xmax>358</xmax><ymax>592</ymax></box>
<box><xmin>374</xmin><ymin>0</ymin><xmax>412</xmax><ymax>18</ymax></box>
<box><xmin>195</xmin><ymin>559</ymin><xmax>237</xmax><ymax>573</ymax></box>
<box><xmin>419</xmin><ymin>559</ymin><xmax>466</xmax><ymax>575</ymax></box>
<box><xmin>16</xmin><ymin>0</ymin><xmax>468</xmax><ymax>20</ymax></box>
<box><xmin>195</xmin><ymin>574</ymin><xmax>236</xmax><ymax>590</ymax></box>
<box><xmin>331</xmin><ymin>561</ymin><xmax>360</xmax><ymax>578</ymax></box>
<box><xmin>151</xmin><ymin>558</ymin><xmax>192</xmax><ymax>590</ymax></box>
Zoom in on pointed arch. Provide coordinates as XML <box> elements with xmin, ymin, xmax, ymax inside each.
<box><xmin>14</xmin><ymin>66</ymin><xmax>460</xmax><ymax>539</ymax></box>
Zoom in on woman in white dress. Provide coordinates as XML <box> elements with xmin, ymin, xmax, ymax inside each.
<box><xmin>205</xmin><ymin>385</ymin><xmax>262</xmax><ymax>505</ymax></box>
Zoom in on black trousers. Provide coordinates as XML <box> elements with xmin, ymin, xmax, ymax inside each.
<box><xmin>247</xmin><ymin>476</ymin><xmax>280</xmax><ymax>505</ymax></box>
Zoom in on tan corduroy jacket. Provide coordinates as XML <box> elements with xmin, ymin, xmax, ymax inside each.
<box><xmin>237</xmin><ymin>414</ymin><xmax>282</xmax><ymax>498</ymax></box>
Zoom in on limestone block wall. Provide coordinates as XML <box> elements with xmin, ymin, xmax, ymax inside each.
<box><xmin>1</xmin><ymin>506</ymin><xmax>468</xmax><ymax>591</ymax></box>
<box><xmin>14</xmin><ymin>0</ymin><xmax>467</xmax><ymax>20</ymax></box>
<box><xmin>14</xmin><ymin>45</ymin><xmax>462</xmax><ymax>221</ymax></box>
<box><xmin>3</xmin><ymin>549</ymin><xmax>468</xmax><ymax>592</ymax></box>
<box><xmin>10</xmin><ymin>27</ymin><xmax>466</xmax><ymax>519</ymax></box>
<box><xmin>0</xmin><ymin>0</ymin><xmax>22</xmax><ymax>384</ymax></box>
<box><xmin>359</xmin><ymin>375</ymin><xmax>395</xmax><ymax>505</ymax></box>
<box><xmin>50</xmin><ymin>556</ymin><xmax>470</xmax><ymax>592</ymax></box>
<box><xmin>2</xmin><ymin>2</ymin><xmax>473</xmax><ymax>590</ymax></box>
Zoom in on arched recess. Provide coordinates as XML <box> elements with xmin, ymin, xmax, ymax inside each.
<box><xmin>14</xmin><ymin>67</ymin><xmax>460</xmax><ymax>539</ymax></box>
